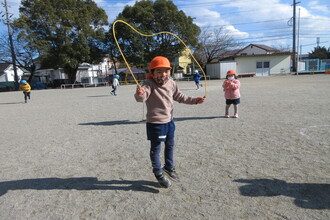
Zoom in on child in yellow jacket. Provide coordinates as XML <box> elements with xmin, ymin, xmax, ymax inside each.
<box><xmin>19</xmin><ymin>80</ymin><xmax>31</xmax><ymax>103</ymax></box>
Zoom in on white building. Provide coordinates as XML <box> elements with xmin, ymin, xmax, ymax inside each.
<box><xmin>206</xmin><ymin>61</ymin><xmax>237</xmax><ymax>79</ymax></box>
<box><xmin>0</xmin><ymin>63</ymin><xmax>28</xmax><ymax>82</ymax></box>
<box><xmin>207</xmin><ymin>44</ymin><xmax>292</xmax><ymax>79</ymax></box>
<box><xmin>75</xmin><ymin>58</ymin><xmax>114</xmax><ymax>84</ymax></box>
<box><xmin>31</xmin><ymin>57</ymin><xmax>115</xmax><ymax>84</ymax></box>
<box><xmin>33</xmin><ymin>68</ymin><xmax>68</xmax><ymax>83</ymax></box>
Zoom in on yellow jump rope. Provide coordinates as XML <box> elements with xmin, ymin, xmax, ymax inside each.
<box><xmin>112</xmin><ymin>19</ymin><xmax>207</xmax><ymax>97</ymax></box>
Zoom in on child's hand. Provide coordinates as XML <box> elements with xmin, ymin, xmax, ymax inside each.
<box><xmin>196</xmin><ymin>96</ymin><xmax>206</xmax><ymax>104</ymax></box>
<box><xmin>136</xmin><ymin>87</ymin><xmax>145</xmax><ymax>96</ymax></box>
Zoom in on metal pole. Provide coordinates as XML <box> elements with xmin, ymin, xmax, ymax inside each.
<box><xmin>3</xmin><ymin>0</ymin><xmax>19</xmax><ymax>90</ymax></box>
<box><xmin>292</xmin><ymin>0</ymin><xmax>296</xmax><ymax>73</ymax></box>
<box><xmin>292</xmin><ymin>0</ymin><xmax>301</xmax><ymax>74</ymax></box>
<box><xmin>297</xmin><ymin>8</ymin><xmax>300</xmax><ymax>75</ymax></box>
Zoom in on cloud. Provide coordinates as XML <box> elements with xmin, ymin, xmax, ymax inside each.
<box><xmin>182</xmin><ymin>3</ymin><xmax>249</xmax><ymax>39</ymax></box>
<box><xmin>224</xmin><ymin>25</ymin><xmax>249</xmax><ymax>38</ymax></box>
<box><xmin>96</xmin><ymin>0</ymin><xmax>136</xmax><ymax>23</ymax></box>
<box><xmin>308</xmin><ymin>1</ymin><xmax>330</xmax><ymax>14</ymax></box>
<box><xmin>298</xmin><ymin>6</ymin><xmax>330</xmax><ymax>34</ymax></box>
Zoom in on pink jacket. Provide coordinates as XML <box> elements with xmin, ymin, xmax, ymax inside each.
<box><xmin>222</xmin><ymin>79</ymin><xmax>240</xmax><ymax>99</ymax></box>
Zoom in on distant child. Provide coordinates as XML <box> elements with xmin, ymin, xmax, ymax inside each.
<box><xmin>135</xmin><ymin>56</ymin><xmax>206</xmax><ymax>188</ymax></box>
<box><xmin>111</xmin><ymin>74</ymin><xmax>120</xmax><ymax>96</ymax></box>
<box><xmin>193</xmin><ymin>70</ymin><xmax>202</xmax><ymax>90</ymax></box>
<box><xmin>222</xmin><ymin>70</ymin><xmax>240</xmax><ymax>118</ymax></box>
<box><xmin>19</xmin><ymin>80</ymin><xmax>31</xmax><ymax>103</ymax></box>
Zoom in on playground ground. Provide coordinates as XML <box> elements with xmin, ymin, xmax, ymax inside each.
<box><xmin>0</xmin><ymin>74</ymin><xmax>329</xmax><ymax>219</ymax></box>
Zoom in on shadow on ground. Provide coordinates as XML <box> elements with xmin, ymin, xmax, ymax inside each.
<box><xmin>234</xmin><ymin>178</ymin><xmax>330</xmax><ymax>209</ymax></box>
<box><xmin>0</xmin><ymin>177</ymin><xmax>160</xmax><ymax>196</ymax></box>
<box><xmin>0</xmin><ymin>102</ymin><xmax>24</xmax><ymax>105</ymax></box>
<box><xmin>79</xmin><ymin>116</ymin><xmax>224</xmax><ymax>126</ymax></box>
<box><xmin>86</xmin><ymin>95</ymin><xmax>110</xmax><ymax>98</ymax></box>
<box><xmin>79</xmin><ymin>120</ymin><xmax>145</xmax><ymax>126</ymax></box>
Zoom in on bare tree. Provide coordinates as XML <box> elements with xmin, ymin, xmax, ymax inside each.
<box><xmin>193</xmin><ymin>27</ymin><xmax>242</xmax><ymax>69</ymax></box>
<box><xmin>0</xmin><ymin>31</ymin><xmax>39</xmax><ymax>81</ymax></box>
<box><xmin>0</xmin><ymin>33</ymin><xmax>12</xmax><ymax>63</ymax></box>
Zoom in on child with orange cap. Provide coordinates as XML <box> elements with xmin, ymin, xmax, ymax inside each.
<box><xmin>222</xmin><ymin>70</ymin><xmax>240</xmax><ymax>118</ymax></box>
<box><xmin>135</xmin><ymin>56</ymin><xmax>206</xmax><ymax>188</ymax></box>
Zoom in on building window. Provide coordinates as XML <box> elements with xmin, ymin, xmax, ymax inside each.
<box><xmin>264</xmin><ymin>61</ymin><xmax>270</xmax><ymax>68</ymax></box>
<box><xmin>256</xmin><ymin>62</ymin><xmax>262</xmax><ymax>68</ymax></box>
<box><xmin>256</xmin><ymin>61</ymin><xmax>270</xmax><ymax>68</ymax></box>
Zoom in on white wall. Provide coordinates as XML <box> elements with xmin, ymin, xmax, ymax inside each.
<box><xmin>235</xmin><ymin>57</ymin><xmax>258</xmax><ymax>74</ymax></box>
<box><xmin>298</xmin><ymin>61</ymin><xmax>305</xmax><ymax>72</ymax></box>
<box><xmin>235</xmin><ymin>54</ymin><xmax>291</xmax><ymax>75</ymax></box>
<box><xmin>0</xmin><ymin>65</ymin><xmax>25</xmax><ymax>82</ymax></box>
<box><xmin>206</xmin><ymin>62</ymin><xmax>236</xmax><ymax>79</ymax></box>
<box><xmin>269</xmin><ymin>55</ymin><xmax>291</xmax><ymax>74</ymax></box>
<box><xmin>76</xmin><ymin>59</ymin><xmax>113</xmax><ymax>83</ymax></box>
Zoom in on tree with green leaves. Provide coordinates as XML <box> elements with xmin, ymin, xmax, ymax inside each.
<box><xmin>308</xmin><ymin>46</ymin><xmax>330</xmax><ymax>59</ymax></box>
<box><xmin>109</xmin><ymin>0</ymin><xmax>200</xmax><ymax>68</ymax></box>
<box><xmin>13</xmin><ymin>0</ymin><xmax>108</xmax><ymax>83</ymax></box>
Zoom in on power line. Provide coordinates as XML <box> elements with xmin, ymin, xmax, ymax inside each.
<box><xmin>199</xmin><ymin>18</ymin><xmax>292</xmax><ymax>28</ymax></box>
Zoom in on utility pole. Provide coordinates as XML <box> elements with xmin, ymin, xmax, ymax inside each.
<box><xmin>297</xmin><ymin>8</ymin><xmax>301</xmax><ymax>75</ymax></box>
<box><xmin>2</xmin><ymin>0</ymin><xmax>19</xmax><ymax>90</ymax></box>
<box><xmin>292</xmin><ymin>0</ymin><xmax>300</xmax><ymax>73</ymax></box>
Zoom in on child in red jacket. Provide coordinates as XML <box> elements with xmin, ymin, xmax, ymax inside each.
<box><xmin>222</xmin><ymin>70</ymin><xmax>241</xmax><ymax>118</ymax></box>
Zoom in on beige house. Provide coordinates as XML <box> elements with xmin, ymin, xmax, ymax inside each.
<box><xmin>207</xmin><ymin>44</ymin><xmax>292</xmax><ymax>78</ymax></box>
<box><xmin>235</xmin><ymin>53</ymin><xmax>291</xmax><ymax>76</ymax></box>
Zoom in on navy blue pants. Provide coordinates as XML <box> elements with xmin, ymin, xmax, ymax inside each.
<box><xmin>23</xmin><ymin>92</ymin><xmax>30</xmax><ymax>101</ymax></box>
<box><xmin>147</xmin><ymin>121</ymin><xmax>175</xmax><ymax>174</ymax></box>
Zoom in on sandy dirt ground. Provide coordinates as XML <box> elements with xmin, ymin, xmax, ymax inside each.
<box><xmin>0</xmin><ymin>74</ymin><xmax>329</xmax><ymax>220</ymax></box>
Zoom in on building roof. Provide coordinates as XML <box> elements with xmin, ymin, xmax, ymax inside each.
<box><xmin>211</xmin><ymin>44</ymin><xmax>291</xmax><ymax>62</ymax></box>
<box><xmin>247</xmin><ymin>44</ymin><xmax>280</xmax><ymax>52</ymax></box>
<box><xmin>0</xmin><ymin>63</ymin><xmax>11</xmax><ymax>75</ymax></box>
<box><xmin>236</xmin><ymin>51</ymin><xmax>292</xmax><ymax>56</ymax></box>
<box><xmin>0</xmin><ymin>63</ymin><xmax>30</xmax><ymax>75</ymax></box>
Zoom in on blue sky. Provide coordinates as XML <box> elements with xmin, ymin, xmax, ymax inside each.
<box><xmin>1</xmin><ymin>0</ymin><xmax>330</xmax><ymax>55</ymax></box>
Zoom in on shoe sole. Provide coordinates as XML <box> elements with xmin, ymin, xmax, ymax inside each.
<box><xmin>163</xmin><ymin>171</ymin><xmax>180</xmax><ymax>182</ymax></box>
<box><xmin>158</xmin><ymin>181</ymin><xmax>171</xmax><ymax>188</ymax></box>
<box><xmin>157</xmin><ymin>178</ymin><xmax>172</xmax><ymax>188</ymax></box>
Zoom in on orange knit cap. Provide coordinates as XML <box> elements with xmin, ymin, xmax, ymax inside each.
<box><xmin>149</xmin><ymin>56</ymin><xmax>172</xmax><ymax>70</ymax></box>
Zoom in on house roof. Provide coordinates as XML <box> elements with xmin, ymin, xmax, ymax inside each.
<box><xmin>235</xmin><ymin>51</ymin><xmax>292</xmax><ymax>57</ymax></box>
<box><xmin>0</xmin><ymin>63</ymin><xmax>11</xmax><ymax>74</ymax></box>
<box><xmin>247</xmin><ymin>44</ymin><xmax>280</xmax><ymax>52</ymax></box>
<box><xmin>0</xmin><ymin>63</ymin><xmax>31</xmax><ymax>75</ymax></box>
<box><xmin>211</xmin><ymin>44</ymin><xmax>291</xmax><ymax>62</ymax></box>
